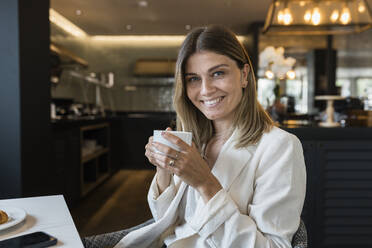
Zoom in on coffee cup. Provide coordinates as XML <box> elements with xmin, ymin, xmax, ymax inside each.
<box><xmin>153</xmin><ymin>130</ymin><xmax>192</xmax><ymax>152</ymax></box>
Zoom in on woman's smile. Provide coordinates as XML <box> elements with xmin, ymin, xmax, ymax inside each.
<box><xmin>201</xmin><ymin>96</ymin><xmax>225</xmax><ymax>107</ymax></box>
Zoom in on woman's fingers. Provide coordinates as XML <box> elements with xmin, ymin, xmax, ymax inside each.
<box><xmin>145</xmin><ymin>148</ymin><xmax>176</xmax><ymax>170</ymax></box>
<box><xmin>152</xmin><ymin>141</ymin><xmax>181</xmax><ymax>159</ymax></box>
<box><xmin>161</xmin><ymin>131</ymin><xmax>190</xmax><ymax>151</ymax></box>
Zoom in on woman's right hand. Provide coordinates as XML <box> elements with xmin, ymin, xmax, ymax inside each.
<box><xmin>145</xmin><ymin>127</ymin><xmax>173</xmax><ymax>193</ymax></box>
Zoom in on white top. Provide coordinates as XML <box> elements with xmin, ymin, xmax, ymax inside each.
<box><xmin>0</xmin><ymin>195</ymin><xmax>84</xmax><ymax>247</ymax></box>
<box><xmin>115</xmin><ymin>127</ymin><xmax>306</xmax><ymax>248</ymax></box>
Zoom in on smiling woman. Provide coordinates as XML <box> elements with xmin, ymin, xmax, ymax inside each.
<box><xmin>83</xmin><ymin>25</ymin><xmax>306</xmax><ymax>248</ymax></box>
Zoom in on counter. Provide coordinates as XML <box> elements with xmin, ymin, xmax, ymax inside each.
<box><xmin>283</xmin><ymin>126</ymin><xmax>372</xmax><ymax>140</ymax></box>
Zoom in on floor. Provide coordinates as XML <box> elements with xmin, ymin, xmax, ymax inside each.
<box><xmin>71</xmin><ymin>169</ymin><xmax>156</xmax><ymax>238</ymax></box>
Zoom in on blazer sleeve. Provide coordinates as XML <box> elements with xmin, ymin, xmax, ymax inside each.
<box><xmin>187</xmin><ymin>133</ymin><xmax>307</xmax><ymax>248</ymax></box>
<box><xmin>147</xmin><ymin>173</ymin><xmax>178</xmax><ymax>221</ymax></box>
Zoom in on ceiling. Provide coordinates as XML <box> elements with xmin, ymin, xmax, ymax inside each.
<box><xmin>50</xmin><ymin>0</ymin><xmax>272</xmax><ymax>35</ymax></box>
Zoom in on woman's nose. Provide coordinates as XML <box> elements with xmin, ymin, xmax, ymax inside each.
<box><xmin>200</xmin><ymin>78</ymin><xmax>215</xmax><ymax>96</ymax></box>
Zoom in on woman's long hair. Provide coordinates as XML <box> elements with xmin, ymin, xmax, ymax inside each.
<box><xmin>173</xmin><ymin>25</ymin><xmax>273</xmax><ymax>151</ymax></box>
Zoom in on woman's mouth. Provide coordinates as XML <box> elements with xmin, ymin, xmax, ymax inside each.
<box><xmin>201</xmin><ymin>96</ymin><xmax>225</xmax><ymax>107</ymax></box>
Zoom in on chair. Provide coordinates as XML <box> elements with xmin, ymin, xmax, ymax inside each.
<box><xmin>292</xmin><ymin>219</ymin><xmax>308</xmax><ymax>248</ymax></box>
<box><xmin>82</xmin><ymin>218</ymin><xmax>307</xmax><ymax>248</ymax></box>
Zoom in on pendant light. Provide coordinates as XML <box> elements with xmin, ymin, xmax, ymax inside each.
<box><xmin>263</xmin><ymin>0</ymin><xmax>372</xmax><ymax>35</ymax></box>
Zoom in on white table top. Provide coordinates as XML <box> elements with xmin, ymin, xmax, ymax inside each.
<box><xmin>314</xmin><ymin>95</ymin><xmax>345</xmax><ymax>100</ymax></box>
<box><xmin>0</xmin><ymin>195</ymin><xmax>84</xmax><ymax>247</ymax></box>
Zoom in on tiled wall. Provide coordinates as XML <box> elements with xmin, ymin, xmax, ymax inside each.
<box><xmin>51</xmin><ymin>36</ymin><xmax>179</xmax><ymax>111</ymax></box>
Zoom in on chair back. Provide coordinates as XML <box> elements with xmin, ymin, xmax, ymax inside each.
<box><xmin>292</xmin><ymin>219</ymin><xmax>307</xmax><ymax>248</ymax></box>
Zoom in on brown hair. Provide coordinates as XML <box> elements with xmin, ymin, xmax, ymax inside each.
<box><xmin>173</xmin><ymin>25</ymin><xmax>273</xmax><ymax>151</ymax></box>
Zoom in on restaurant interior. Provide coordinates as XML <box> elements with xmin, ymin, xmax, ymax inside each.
<box><xmin>1</xmin><ymin>0</ymin><xmax>372</xmax><ymax>247</ymax></box>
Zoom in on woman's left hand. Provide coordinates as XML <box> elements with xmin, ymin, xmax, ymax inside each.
<box><xmin>152</xmin><ymin>131</ymin><xmax>222</xmax><ymax>203</ymax></box>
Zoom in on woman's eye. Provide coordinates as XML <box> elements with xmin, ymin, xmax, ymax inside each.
<box><xmin>186</xmin><ymin>77</ymin><xmax>200</xmax><ymax>83</ymax></box>
<box><xmin>212</xmin><ymin>71</ymin><xmax>224</xmax><ymax>77</ymax></box>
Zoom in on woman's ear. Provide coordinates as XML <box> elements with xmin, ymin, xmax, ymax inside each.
<box><xmin>241</xmin><ymin>64</ymin><xmax>250</xmax><ymax>88</ymax></box>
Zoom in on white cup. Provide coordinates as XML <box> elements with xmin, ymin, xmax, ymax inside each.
<box><xmin>153</xmin><ymin>130</ymin><xmax>192</xmax><ymax>152</ymax></box>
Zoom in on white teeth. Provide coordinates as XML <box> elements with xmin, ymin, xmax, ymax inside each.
<box><xmin>204</xmin><ymin>97</ymin><xmax>223</xmax><ymax>106</ymax></box>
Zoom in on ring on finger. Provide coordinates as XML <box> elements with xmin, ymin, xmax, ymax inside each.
<box><xmin>175</xmin><ymin>151</ymin><xmax>181</xmax><ymax>160</ymax></box>
<box><xmin>168</xmin><ymin>160</ymin><xmax>175</xmax><ymax>167</ymax></box>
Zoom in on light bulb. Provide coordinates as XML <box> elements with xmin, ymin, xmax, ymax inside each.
<box><xmin>286</xmin><ymin>70</ymin><xmax>296</xmax><ymax>80</ymax></box>
<box><xmin>358</xmin><ymin>2</ymin><xmax>366</xmax><ymax>13</ymax></box>
<box><xmin>299</xmin><ymin>1</ymin><xmax>306</xmax><ymax>7</ymax></box>
<box><xmin>304</xmin><ymin>10</ymin><xmax>312</xmax><ymax>22</ymax></box>
<box><xmin>278</xmin><ymin>10</ymin><xmax>284</xmax><ymax>24</ymax></box>
<box><xmin>265</xmin><ymin>70</ymin><xmax>274</xmax><ymax>80</ymax></box>
<box><xmin>340</xmin><ymin>7</ymin><xmax>351</xmax><ymax>24</ymax></box>
<box><xmin>311</xmin><ymin>7</ymin><xmax>321</xmax><ymax>25</ymax></box>
<box><xmin>330</xmin><ymin>10</ymin><xmax>339</xmax><ymax>22</ymax></box>
<box><xmin>283</xmin><ymin>8</ymin><xmax>293</xmax><ymax>25</ymax></box>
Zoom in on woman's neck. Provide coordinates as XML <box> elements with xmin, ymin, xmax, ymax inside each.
<box><xmin>213</xmin><ymin>121</ymin><xmax>232</xmax><ymax>136</ymax></box>
<box><xmin>212</xmin><ymin>120</ymin><xmax>233</xmax><ymax>141</ymax></box>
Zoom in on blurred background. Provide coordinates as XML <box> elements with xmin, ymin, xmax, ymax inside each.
<box><xmin>1</xmin><ymin>1</ymin><xmax>372</xmax><ymax>247</ymax></box>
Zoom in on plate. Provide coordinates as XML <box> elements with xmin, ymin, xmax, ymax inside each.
<box><xmin>0</xmin><ymin>206</ymin><xmax>27</xmax><ymax>231</ymax></box>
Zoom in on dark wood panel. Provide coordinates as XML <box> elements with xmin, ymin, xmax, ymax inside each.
<box><xmin>316</xmin><ymin>141</ymin><xmax>372</xmax><ymax>248</ymax></box>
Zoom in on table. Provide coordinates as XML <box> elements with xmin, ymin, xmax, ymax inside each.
<box><xmin>0</xmin><ymin>195</ymin><xmax>84</xmax><ymax>247</ymax></box>
<box><xmin>315</xmin><ymin>95</ymin><xmax>345</xmax><ymax>127</ymax></box>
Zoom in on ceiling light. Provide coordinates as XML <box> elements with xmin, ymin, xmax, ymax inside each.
<box><xmin>340</xmin><ymin>6</ymin><xmax>351</xmax><ymax>25</ymax></box>
<box><xmin>278</xmin><ymin>10</ymin><xmax>284</xmax><ymax>23</ymax></box>
<box><xmin>263</xmin><ymin>0</ymin><xmax>372</xmax><ymax>35</ymax></box>
<box><xmin>265</xmin><ymin>70</ymin><xmax>275</xmax><ymax>79</ymax></box>
<box><xmin>90</xmin><ymin>35</ymin><xmax>187</xmax><ymax>47</ymax></box>
<box><xmin>138</xmin><ymin>1</ymin><xmax>148</xmax><ymax>7</ymax></box>
<box><xmin>76</xmin><ymin>10</ymin><xmax>82</xmax><ymax>16</ymax></box>
<box><xmin>49</xmin><ymin>9</ymin><xmax>87</xmax><ymax>37</ymax></box>
<box><xmin>90</xmin><ymin>35</ymin><xmax>247</xmax><ymax>46</ymax></box>
<box><xmin>330</xmin><ymin>10</ymin><xmax>339</xmax><ymax>23</ymax></box>
<box><xmin>185</xmin><ymin>24</ymin><xmax>192</xmax><ymax>30</ymax></box>
<box><xmin>286</xmin><ymin>69</ymin><xmax>296</xmax><ymax>79</ymax></box>
<box><xmin>126</xmin><ymin>24</ymin><xmax>132</xmax><ymax>31</ymax></box>
<box><xmin>311</xmin><ymin>7</ymin><xmax>321</xmax><ymax>25</ymax></box>
<box><xmin>359</xmin><ymin>2</ymin><xmax>366</xmax><ymax>12</ymax></box>
<box><xmin>304</xmin><ymin>10</ymin><xmax>312</xmax><ymax>22</ymax></box>
<box><xmin>283</xmin><ymin>8</ymin><xmax>293</xmax><ymax>25</ymax></box>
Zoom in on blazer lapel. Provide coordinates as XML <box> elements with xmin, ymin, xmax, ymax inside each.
<box><xmin>212</xmin><ymin>129</ymin><xmax>254</xmax><ymax>191</ymax></box>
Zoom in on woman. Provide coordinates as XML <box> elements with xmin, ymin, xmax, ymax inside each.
<box><xmin>116</xmin><ymin>25</ymin><xmax>306</xmax><ymax>248</ymax></box>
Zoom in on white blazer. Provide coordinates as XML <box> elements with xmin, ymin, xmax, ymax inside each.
<box><xmin>115</xmin><ymin>127</ymin><xmax>306</xmax><ymax>248</ymax></box>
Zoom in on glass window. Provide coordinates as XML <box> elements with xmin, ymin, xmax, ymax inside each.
<box><xmin>257</xmin><ymin>78</ymin><xmax>276</xmax><ymax>109</ymax></box>
<box><xmin>336</xmin><ymin>78</ymin><xmax>351</xmax><ymax>97</ymax></box>
<box><xmin>356</xmin><ymin>78</ymin><xmax>372</xmax><ymax>97</ymax></box>
<box><xmin>286</xmin><ymin>79</ymin><xmax>307</xmax><ymax>113</ymax></box>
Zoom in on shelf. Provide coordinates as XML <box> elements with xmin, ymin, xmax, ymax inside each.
<box><xmin>81</xmin><ymin>147</ymin><xmax>109</xmax><ymax>164</ymax></box>
<box><xmin>81</xmin><ymin>123</ymin><xmax>109</xmax><ymax>132</ymax></box>
<box><xmin>80</xmin><ymin>122</ymin><xmax>111</xmax><ymax>197</ymax></box>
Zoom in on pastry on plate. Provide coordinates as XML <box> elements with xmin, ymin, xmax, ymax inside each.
<box><xmin>0</xmin><ymin>210</ymin><xmax>8</xmax><ymax>224</ymax></box>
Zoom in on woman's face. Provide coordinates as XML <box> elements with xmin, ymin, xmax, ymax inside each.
<box><xmin>185</xmin><ymin>51</ymin><xmax>248</xmax><ymax>124</ymax></box>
